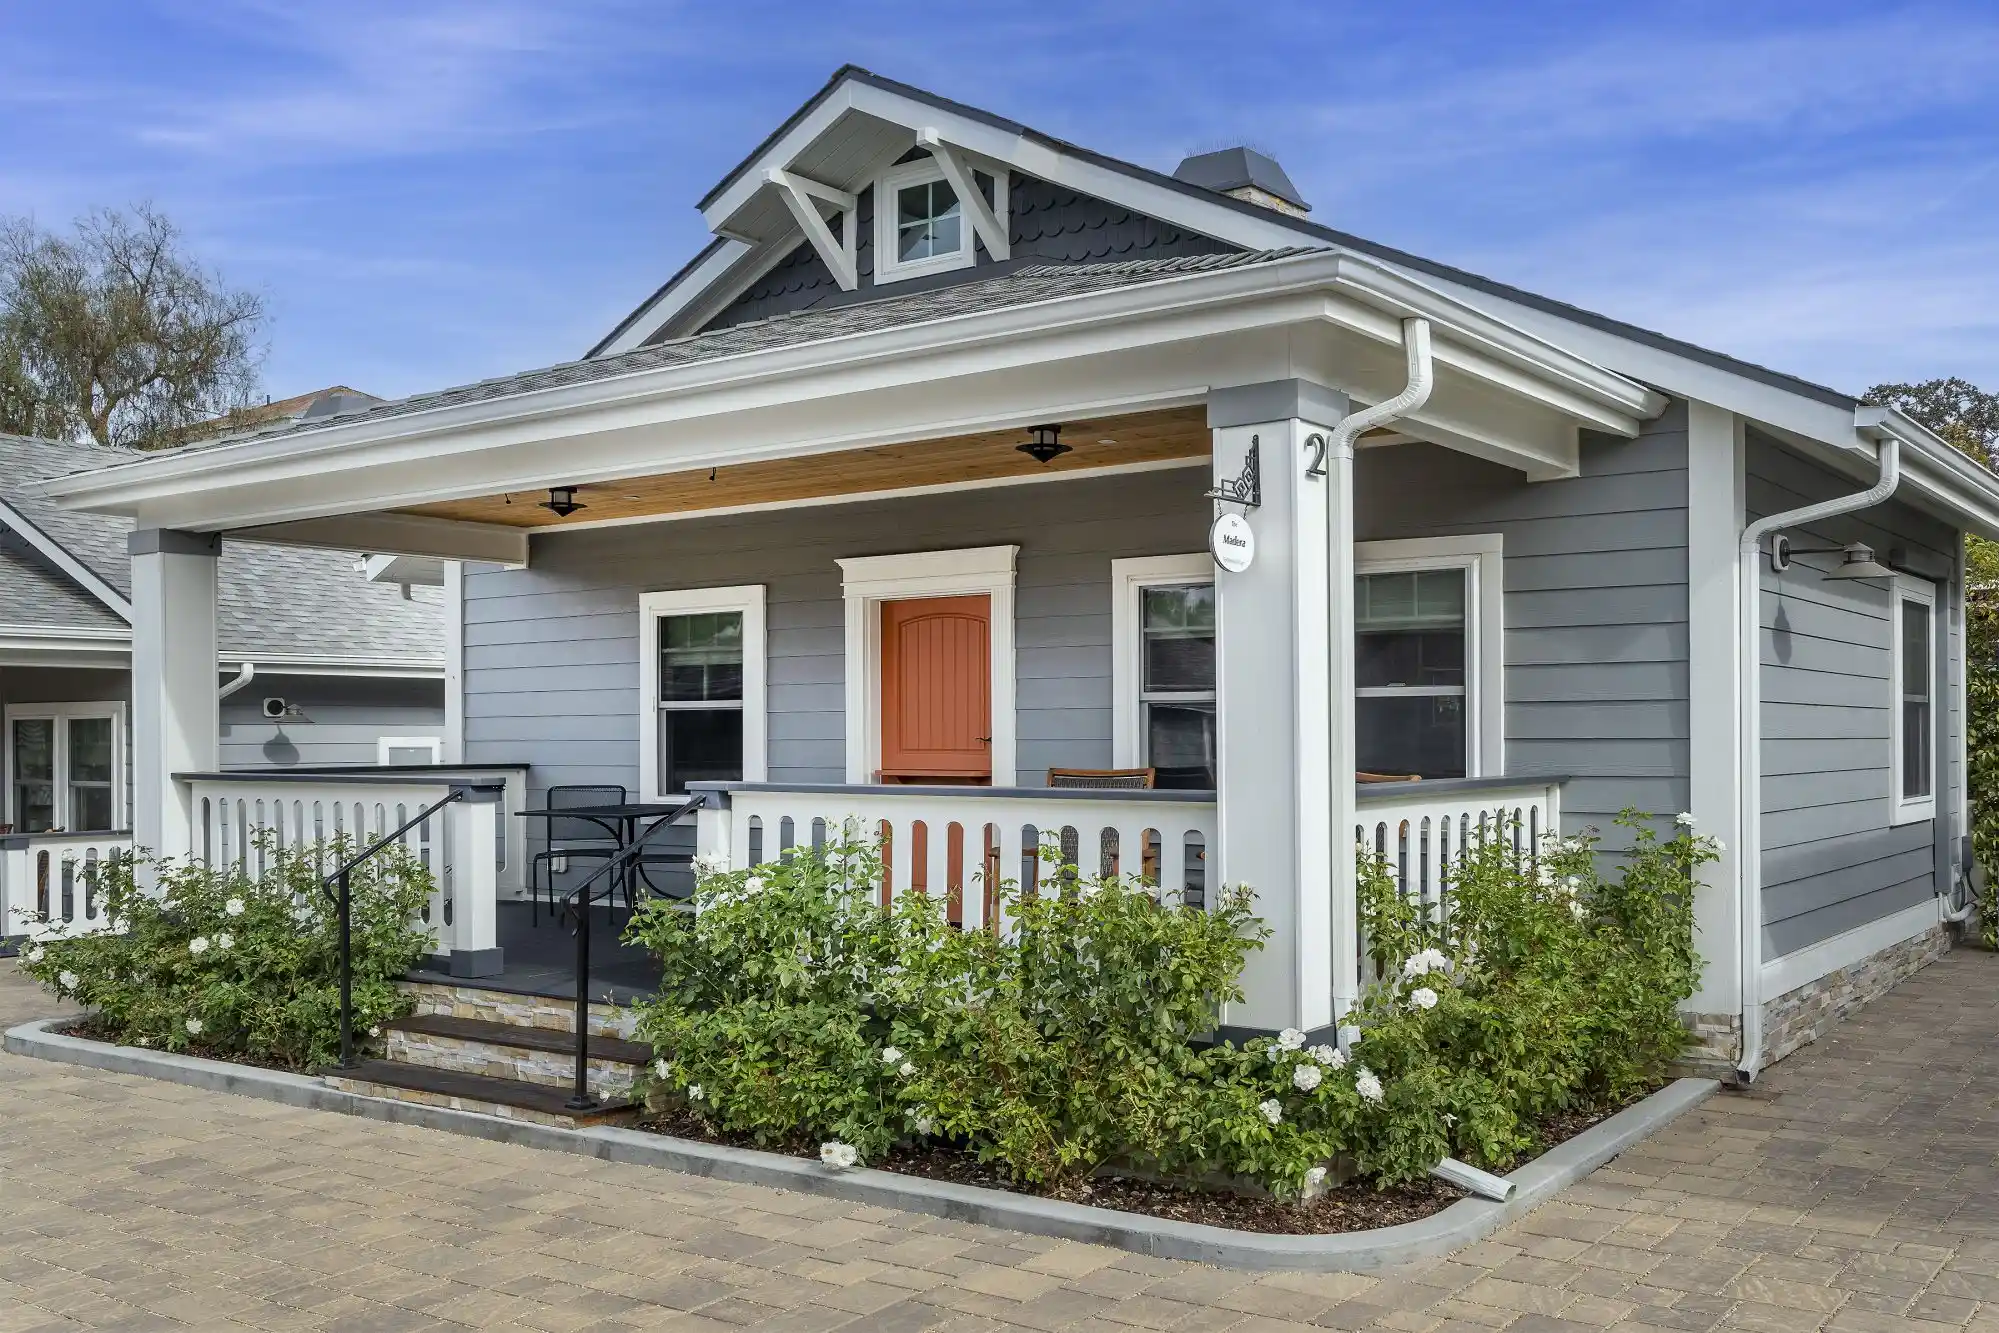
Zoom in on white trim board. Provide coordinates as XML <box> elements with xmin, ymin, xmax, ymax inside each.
<box><xmin>837</xmin><ymin>546</ymin><xmax>1017</xmax><ymax>785</ymax></box>
<box><xmin>636</xmin><ymin>585</ymin><xmax>769</xmax><ymax>804</ymax></box>
<box><xmin>376</xmin><ymin>736</ymin><xmax>442</xmax><ymax>764</ymax></box>
<box><xmin>1890</xmin><ymin>573</ymin><xmax>1938</xmax><ymax>827</ymax></box>
<box><xmin>1760</xmin><ymin>897</ymin><xmax>1942</xmax><ymax>1002</ymax></box>
<box><xmin>0</xmin><ymin>497</ymin><xmax>133</xmax><ymax>621</ymax></box>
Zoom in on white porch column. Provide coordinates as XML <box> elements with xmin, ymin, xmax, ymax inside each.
<box><xmin>130</xmin><ymin>529</ymin><xmax>219</xmax><ymax>869</ymax></box>
<box><xmin>445</xmin><ymin>783</ymin><xmax>504</xmax><ymax>977</ymax></box>
<box><xmin>1685</xmin><ymin>402</ymin><xmax>1745</xmax><ymax>1038</ymax></box>
<box><xmin>1209</xmin><ymin>381</ymin><xmax>1350</xmax><ymax>1036</ymax></box>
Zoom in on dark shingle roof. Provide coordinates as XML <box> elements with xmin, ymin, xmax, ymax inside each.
<box><xmin>0</xmin><ymin>432</ymin><xmax>442</xmax><ymax>664</ymax></box>
<box><xmin>171</xmin><ymin>251</ymin><xmax>1315</xmax><ymax>453</ymax></box>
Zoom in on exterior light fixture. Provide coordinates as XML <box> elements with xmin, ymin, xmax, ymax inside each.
<box><xmin>1017</xmin><ymin>423</ymin><xmax>1070</xmax><ymax>464</ymax></box>
<box><xmin>541</xmin><ymin>485</ymin><xmax>586</xmax><ymax>517</ymax></box>
<box><xmin>1769</xmin><ymin>535</ymin><xmax>1895</xmax><ymax>579</ymax></box>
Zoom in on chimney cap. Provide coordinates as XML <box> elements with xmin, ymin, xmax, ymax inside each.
<box><xmin>1172</xmin><ymin>146</ymin><xmax>1310</xmax><ymax>213</ymax></box>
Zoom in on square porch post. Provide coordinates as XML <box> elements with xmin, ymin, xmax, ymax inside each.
<box><xmin>1208</xmin><ymin>381</ymin><xmax>1350</xmax><ymax>1037</ymax></box>
<box><xmin>129</xmin><ymin>530</ymin><xmax>220</xmax><ymax>869</ymax></box>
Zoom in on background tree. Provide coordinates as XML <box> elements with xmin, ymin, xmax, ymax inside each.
<box><xmin>0</xmin><ymin>204</ymin><xmax>265</xmax><ymax>448</ymax></box>
<box><xmin>1864</xmin><ymin>377</ymin><xmax>1999</xmax><ymax>587</ymax></box>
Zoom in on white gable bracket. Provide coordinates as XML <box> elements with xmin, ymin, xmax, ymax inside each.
<box><xmin>766</xmin><ymin>168</ymin><xmax>857</xmax><ymax>291</ymax></box>
<box><xmin>916</xmin><ymin>128</ymin><xmax>1009</xmax><ymax>262</ymax></box>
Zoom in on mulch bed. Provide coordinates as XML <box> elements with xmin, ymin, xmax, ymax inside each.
<box><xmin>54</xmin><ymin>1016</ymin><xmax>318</xmax><ymax>1074</ymax></box>
<box><xmin>634</xmin><ymin>1083</ymin><xmax>1659</xmax><ymax>1235</ymax></box>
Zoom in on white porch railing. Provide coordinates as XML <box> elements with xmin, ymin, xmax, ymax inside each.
<box><xmin>182</xmin><ymin>773</ymin><xmax>503</xmax><ymax>971</ymax></box>
<box><xmin>692</xmin><ymin>782</ymin><xmax>1217</xmax><ymax>930</ymax></box>
<box><xmin>1355</xmin><ymin>775</ymin><xmax>1563</xmax><ymax>920</ymax></box>
<box><xmin>0</xmin><ymin>832</ymin><xmax>133</xmax><ymax>939</ymax></box>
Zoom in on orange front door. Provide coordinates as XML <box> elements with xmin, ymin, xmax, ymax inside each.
<box><xmin>879</xmin><ymin>595</ymin><xmax>991</xmax><ymax>784</ymax></box>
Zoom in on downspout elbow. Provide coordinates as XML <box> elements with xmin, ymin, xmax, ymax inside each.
<box><xmin>218</xmin><ymin>662</ymin><xmax>256</xmax><ymax>700</ymax></box>
<box><xmin>1328</xmin><ymin>318</ymin><xmax>1434</xmax><ymax>457</ymax></box>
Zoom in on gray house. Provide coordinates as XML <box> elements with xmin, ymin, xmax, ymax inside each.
<box><xmin>0</xmin><ymin>432</ymin><xmax>447</xmax><ymax>836</ymax></box>
<box><xmin>31</xmin><ymin>67</ymin><xmax>1997</xmax><ymax>1080</ymax></box>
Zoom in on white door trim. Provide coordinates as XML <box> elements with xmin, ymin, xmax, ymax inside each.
<box><xmin>837</xmin><ymin>546</ymin><xmax>1017</xmax><ymax>784</ymax></box>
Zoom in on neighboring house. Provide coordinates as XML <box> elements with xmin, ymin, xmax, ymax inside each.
<box><xmin>30</xmin><ymin>67</ymin><xmax>1999</xmax><ymax>1079</ymax></box>
<box><xmin>0</xmin><ymin>432</ymin><xmax>446</xmax><ymax>836</ymax></box>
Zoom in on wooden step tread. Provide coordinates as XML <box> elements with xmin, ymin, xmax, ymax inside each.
<box><xmin>330</xmin><ymin>1059</ymin><xmax>637</xmax><ymax>1122</ymax></box>
<box><xmin>386</xmin><ymin>1014</ymin><xmax>653</xmax><ymax>1066</ymax></box>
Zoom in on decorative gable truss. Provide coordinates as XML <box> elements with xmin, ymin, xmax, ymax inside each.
<box><xmin>761</xmin><ymin>129</ymin><xmax>1008</xmax><ymax>294</ymax></box>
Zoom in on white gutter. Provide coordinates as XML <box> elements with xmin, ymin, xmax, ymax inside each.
<box><xmin>1734</xmin><ymin>432</ymin><xmax>1900</xmax><ymax>1083</ymax></box>
<box><xmin>218</xmin><ymin>662</ymin><xmax>256</xmax><ymax>700</ymax></box>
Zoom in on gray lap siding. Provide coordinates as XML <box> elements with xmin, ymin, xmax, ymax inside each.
<box><xmin>1747</xmin><ymin>430</ymin><xmax>1960</xmax><ymax>959</ymax></box>
<box><xmin>459</xmin><ymin>469</ymin><xmax>1212</xmax><ymax>825</ymax></box>
<box><xmin>1354</xmin><ymin>402</ymin><xmax>1693</xmax><ymax>844</ymax></box>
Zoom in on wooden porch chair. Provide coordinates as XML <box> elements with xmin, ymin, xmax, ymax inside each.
<box><xmin>1046</xmin><ymin>767</ymin><xmax>1156</xmax><ymax>883</ymax></box>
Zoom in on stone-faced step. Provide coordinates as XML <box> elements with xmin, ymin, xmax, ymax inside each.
<box><xmin>323</xmin><ymin>1059</ymin><xmax>639</xmax><ymax>1128</ymax></box>
<box><xmin>399</xmin><ymin>981</ymin><xmax>635</xmax><ymax>1037</ymax></box>
<box><xmin>382</xmin><ymin>1014</ymin><xmax>653</xmax><ymax>1098</ymax></box>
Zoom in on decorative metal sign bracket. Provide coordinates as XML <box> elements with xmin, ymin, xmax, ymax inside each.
<box><xmin>1204</xmin><ymin>434</ymin><xmax>1262</xmax><ymax>510</ymax></box>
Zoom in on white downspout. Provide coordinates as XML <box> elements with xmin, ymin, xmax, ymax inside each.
<box><xmin>1329</xmin><ymin>318</ymin><xmax>1433</xmax><ymax>1025</ymax></box>
<box><xmin>217</xmin><ymin>662</ymin><xmax>256</xmax><ymax>700</ymax></box>
<box><xmin>1734</xmin><ymin>434</ymin><xmax>1900</xmax><ymax>1082</ymax></box>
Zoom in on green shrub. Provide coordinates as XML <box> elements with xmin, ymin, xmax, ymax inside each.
<box><xmin>17</xmin><ymin>840</ymin><xmax>434</xmax><ymax>1069</ymax></box>
<box><xmin>627</xmin><ymin>810</ymin><xmax>1707</xmax><ymax>1198</ymax></box>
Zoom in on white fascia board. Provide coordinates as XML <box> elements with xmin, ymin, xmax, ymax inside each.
<box><xmin>0</xmin><ymin>496</ymin><xmax>133</xmax><ymax>621</ymax></box>
<box><xmin>231</xmin><ymin>513</ymin><xmax>529</xmax><ymax>565</ymax></box>
<box><xmin>36</xmin><ymin>253</ymin><xmax>1658</xmax><ymax>529</ymax></box>
<box><xmin>595</xmin><ymin>238</ymin><xmax>757</xmax><ymax>358</ymax></box>
<box><xmin>701</xmin><ymin>84</ymin><xmax>865</xmax><ymax>231</ymax></box>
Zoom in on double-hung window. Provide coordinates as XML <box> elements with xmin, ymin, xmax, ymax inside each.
<box><xmin>5</xmin><ymin>702</ymin><xmax>123</xmax><ymax>833</ymax></box>
<box><xmin>638</xmin><ymin>586</ymin><xmax>766</xmax><ymax>802</ymax></box>
<box><xmin>1112</xmin><ymin>556</ymin><xmax>1216</xmax><ymax>789</ymax></box>
<box><xmin>1891</xmin><ymin>576</ymin><xmax>1937</xmax><ymax>823</ymax></box>
<box><xmin>1355</xmin><ymin>536</ymin><xmax>1503</xmax><ymax>780</ymax></box>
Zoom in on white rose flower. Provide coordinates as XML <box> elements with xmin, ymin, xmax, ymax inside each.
<box><xmin>653</xmin><ymin>1058</ymin><xmax>671</xmax><ymax>1080</ymax></box>
<box><xmin>185</xmin><ymin>1017</ymin><xmax>204</xmax><ymax>1036</ymax></box>
<box><xmin>1308</xmin><ymin>1044</ymin><xmax>1337</xmax><ymax>1065</ymax></box>
<box><xmin>1305</xmin><ymin>1165</ymin><xmax>1328</xmax><ymax>1190</ymax></box>
<box><xmin>1277</xmin><ymin>1027</ymin><xmax>1307</xmax><ymax>1051</ymax></box>
<box><xmin>1259</xmin><ymin>1099</ymin><xmax>1284</xmax><ymax>1126</ymax></box>
<box><xmin>216</xmin><ymin>933</ymin><xmax>234</xmax><ymax>951</ymax></box>
<box><xmin>26</xmin><ymin>945</ymin><xmax>44</xmax><ymax>963</ymax></box>
<box><xmin>1572</xmin><ymin>899</ymin><xmax>1588</xmax><ymax>920</ymax></box>
<box><xmin>1265</xmin><ymin>1045</ymin><xmax>1284</xmax><ymax>1063</ymax></box>
<box><xmin>820</xmin><ymin>1140</ymin><xmax>859</xmax><ymax>1169</ymax></box>
<box><xmin>1328</xmin><ymin>1048</ymin><xmax>1349</xmax><ymax>1069</ymax></box>
<box><xmin>1712</xmin><ymin>838</ymin><xmax>1727</xmax><ymax>854</ymax></box>
<box><xmin>1337</xmin><ymin>1025</ymin><xmax>1363</xmax><ymax>1048</ymax></box>
<box><xmin>57</xmin><ymin>970</ymin><xmax>78</xmax><ymax>991</ymax></box>
<box><xmin>899</xmin><ymin>1061</ymin><xmax>916</xmax><ymax>1078</ymax></box>
<box><xmin>881</xmin><ymin>1046</ymin><xmax>903</xmax><ymax>1064</ymax></box>
<box><xmin>1354</xmin><ymin>1068</ymin><xmax>1384</xmax><ymax>1104</ymax></box>
<box><xmin>135</xmin><ymin>1036</ymin><xmax>150</xmax><ymax>1047</ymax></box>
<box><xmin>692</xmin><ymin>852</ymin><xmax>729</xmax><ymax>877</ymax></box>
<box><xmin>1293</xmin><ymin>1063</ymin><xmax>1323</xmax><ymax>1092</ymax></box>
<box><xmin>911</xmin><ymin>1114</ymin><xmax>935</xmax><ymax>1136</ymax></box>
<box><xmin>1675</xmin><ymin>812</ymin><xmax>1696</xmax><ymax>828</ymax></box>
<box><xmin>224</xmin><ymin>898</ymin><xmax>245</xmax><ymax>917</ymax></box>
<box><xmin>686</xmin><ymin>1084</ymin><xmax>704</xmax><ymax>1101</ymax></box>
<box><xmin>1410</xmin><ymin>987</ymin><xmax>1439</xmax><ymax>1010</ymax></box>
<box><xmin>189</xmin><ymin>936</ymin><xmax>210</xmax><ymax>956</ymax></box>
<box><xmin>742</xmin><ymin>875</ymin><xmax>765</xmax><ymax>894</ymax></box>
<box><xmin>367</xmin><ymin>1026</ymin><xmax>381</xmax><ymax>1038</ymax></box>
<box><xmin>1401</xmin><ymin>948</ymin><xmax>1451</xmax><ymax>979</ymax></box>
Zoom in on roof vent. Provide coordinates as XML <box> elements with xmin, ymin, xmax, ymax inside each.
<box><xmin>1172</xmin><ymin>146</ymin><xmax>1310</xmax><ymax>217</ymax></box>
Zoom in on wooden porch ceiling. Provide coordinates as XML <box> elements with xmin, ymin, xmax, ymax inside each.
<box><xmin>398</xmin><ymin>406</ymin><xmax>1214</xmax><ymax>528</ymax></box>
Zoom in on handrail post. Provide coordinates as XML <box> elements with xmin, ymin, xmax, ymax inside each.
<box><xmin>567</xmin><ymin>890</ymin><xmax>597</xmax><ymax>1111</ymax></box>
<box><xmin>337</xmin><ymin>867</ymin><xmax>355</xmax><ymax>1070</ymax></box>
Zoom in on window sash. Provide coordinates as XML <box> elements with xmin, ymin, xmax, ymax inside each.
<box><xmin>1896</xmin><ymin>589</ymin><xmax>1935</xmax><ymax>807</ymax></box>
<box><xmin>6</xmin><ymin>706</ymin><xmax>121</xmax><ymax>832</ymax></box>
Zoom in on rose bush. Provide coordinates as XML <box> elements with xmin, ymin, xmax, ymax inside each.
<box><xmin>17</xmin><ymin>838</ymin><xmax>434</xmax><ymax>1069</ymax></box>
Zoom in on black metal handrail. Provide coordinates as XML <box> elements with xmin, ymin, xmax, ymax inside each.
<box><xmin>317</xmin><ymin>788</ymin><xmax>467</xmax><ymax>1070</ymax></box>
<box><xmin>553</xmin><ymin>793</ymin><xmax>704</xmax><ymax>1110</ymax></box>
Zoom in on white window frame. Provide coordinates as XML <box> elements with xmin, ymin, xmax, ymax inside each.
<box><xmin>1890</xmin><ymin>574</ymin><xmax>1937</xmax><ymax>826</ymax></box>
<box><xmin>837</xmin><ymin>547</ymin><xmax>1017</xmax><ymax>785</ymax></box>
<box><xmin>638</xmin><ymin>585</ymin><xmax>768</xmax><ymax>803</ymax></box>
<box><xmin>1354</xmin><ymin>534</ymin><xmax>1505</xmax><ymax>779</ymax></box>
<box><xmin>376</xmin><ymin>736</ymin><xmax>442</xmax><ymax>765</ymax></box>
<box><xmin>1110</xmin><ymin>554</ymin><xmax>1216</xmax><ymax>770</ymax></box>
<box><xmin>4</xmin><ymin>700</ymin><xmax>126</xmax><ymax>833</ymax></box>
<box><xmin>872</xmin><ymin>158</ymin><xmax>1007</xmax><ymax>285</ymax></box>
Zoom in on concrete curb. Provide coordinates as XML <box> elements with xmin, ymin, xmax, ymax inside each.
<box><xmin>4</xmin><ymin>1017</ymin><xmax>1716</xmax><ymax>1271</ymax></box>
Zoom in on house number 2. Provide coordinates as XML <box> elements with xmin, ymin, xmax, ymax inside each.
<box><xmin>1303</xmin><ymin>432</ymin><xmax>1328</xmax><ymax>480</ymax></box>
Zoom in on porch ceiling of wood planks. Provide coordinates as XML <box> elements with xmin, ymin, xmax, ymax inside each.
<box><xmin>396</xmin><ymin>406</ymin><xmax>1213</xmax><ymax>528</ymax></box>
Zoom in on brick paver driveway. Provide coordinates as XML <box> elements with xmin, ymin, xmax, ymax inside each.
<box><xmin>3</xmin><ymin>951</ymin><xmax>1996</xmax><ymax>1333</ymax></box>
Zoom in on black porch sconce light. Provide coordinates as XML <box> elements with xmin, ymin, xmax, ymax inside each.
<box><xmin>1768</xmin><ymin>535</ymin><xmax>1895</xmax><ymax>579</ymax></box>
<box><xmin>541</xmin><ymin>485</ymin><xmax>587</xmax><ymax>517</ymax></box>
<box><xmin>1017</xmin><ymin>423</ymin><xmax>1070</xmax><ymax>464</ymax></box>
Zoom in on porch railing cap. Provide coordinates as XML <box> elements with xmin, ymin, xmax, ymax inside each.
<box><xmin>686</xmin><ymin>781</ymin><xmax>1219</xmax><ymax>808</ymax></box>
<box><xmin>172</xmin><ymin>771</ymin><xmax>496</xmax><ymax>788</ymax></box>
<box><xmin>1354</xmin><ymin>774</ymin><xmax>1569</xmax><ymax>804</ymax></box>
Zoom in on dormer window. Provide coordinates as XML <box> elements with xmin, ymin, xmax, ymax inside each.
<box><xmin>874</xmin><ymin>159</ymin><xmax>1005</xmax><ymax>284</ymax></box>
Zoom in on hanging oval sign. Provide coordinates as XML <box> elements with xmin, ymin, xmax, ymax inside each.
<box><xmin>1210</xmin><ymin>512</ymin><xmax>1256</xmax><ymax>573</ymax></box>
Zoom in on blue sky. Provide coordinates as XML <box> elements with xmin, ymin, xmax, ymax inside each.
<box><xmin>4</xmin><ymin>2</ymin><xmax>1997</xmax><ymax>404</ymax></box>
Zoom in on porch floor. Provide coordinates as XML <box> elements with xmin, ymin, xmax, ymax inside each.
<box><xmin>405</xmin><ymin>900</ymin><xmax>662</xmax><ymax>1005</ymax></box>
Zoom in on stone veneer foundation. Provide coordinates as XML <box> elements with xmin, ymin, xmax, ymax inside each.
<box><xmin>400</xmin><ymin>981</ymin><xmax>634</xmax><ymax>1038</ymax></box>
<box><xmin>383</xmin><ymin>1028</ymin><xmax>639</xmax><ymax>1100</ymax></box>
<box><xmin>1677</xmin><ymin>924</ymin><xmax>1952</xmax><ymax>1073</ymax></box>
